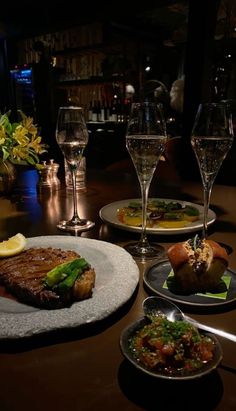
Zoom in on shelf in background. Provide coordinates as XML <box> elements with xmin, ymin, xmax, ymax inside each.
<box><xmin>56</xmin><ymin>75</ymin><xmax>124</xmax><ymax>86</ymax></box>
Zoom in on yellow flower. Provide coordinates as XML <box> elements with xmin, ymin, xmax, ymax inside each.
<box><xmin>0</xmin><ymin>111</ymin><xmax>47</xmax><ymax>166</ymax></box>
<box><xmin>28</xmin><ymin>134</ymin><xmax>45</xmax><ymax>154</ymax></box>
<box><xmin>12</xmin><ymin>145</ymin><xmax>29</xmax><ymax>160</ymax></box>
<box><xmin>21</xmin><ymin>116</ymin><xmax>37</xmax><ymax>135</ymax></box>
<box><xmin>13</xmin><ymin>125</ymin><xmax>30</xmax><ymax>146</ymax></box>
<box><xmin>0</xmin><ymin>125</ymin><xmax>6</xmax><ymax>144</ymax></box>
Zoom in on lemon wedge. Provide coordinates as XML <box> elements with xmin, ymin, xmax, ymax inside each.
<box><xmin>0</xmin><ymin>233</ymin><xmax>27</xmax><ymax>257</ymax></box>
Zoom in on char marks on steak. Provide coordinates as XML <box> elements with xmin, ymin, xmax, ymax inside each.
<box><xmin>0</xmin><ymin>247</ymin><xmax>95</xmax><ymax>309</ymax></box>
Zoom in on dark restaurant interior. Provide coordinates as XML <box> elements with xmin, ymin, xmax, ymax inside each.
<box><xmin>0</xmin><ymin>0</ymin><xmax>235</xmax><ymax>184</ymax></box>
<box><xmin>1</xmin><ymin>2</ymin><xmax>236</xmax><ymax>411</ymax></box>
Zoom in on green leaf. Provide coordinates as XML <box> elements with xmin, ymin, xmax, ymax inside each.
<box><xmin>2</xmin><ymin>147</ymin><xmax>10</xmax><ymax>161</ymax></box>
<box><xmin>128</xmin><ymin>201</ymin><xmax>142</xmax><ymax>209</ymax></box>
<box><xmin>184</xmin><ymin>206</ymin><xmax>199</xmax><ymax>216</ymax></box>
<box><xmin>17</xmin><ymin>110</ymin><xmax>26</xmax><ymax>120</ymax></box>
<box><xmin>164</xmin><ymin>212</ymin><xmax>182</xmax><ymax>220</ymax></box>
<box><xmin>11</xmin><ymin>123</ymin><xmax>18</xmax><ymax>132</ymax></box>
<box><xmin>26</xmin><ymin>156</ymin><xmax>36</xmax><ymax>165</ymax></box>
<box><xmin>10</xmin><ymin>158</ymin><xmax>28</xmax><ymax>165</ymax></box>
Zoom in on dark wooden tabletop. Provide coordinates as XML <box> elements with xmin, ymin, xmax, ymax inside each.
<box><xmin>0</xmin><ymin>167</ymin><xmax>236</xmax><ymax>411</ymax></box>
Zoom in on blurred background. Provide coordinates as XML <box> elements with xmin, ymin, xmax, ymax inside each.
<box><xmin>0</xmin><ymin>0</ymin><xmax>235</xmax><ymax>184</ymax></box>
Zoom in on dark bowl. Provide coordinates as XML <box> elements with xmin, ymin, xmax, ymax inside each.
<box><xmin>120</xmin><ymin>317</ymin><xmax>223</xmax><ymax>380</ymax></box>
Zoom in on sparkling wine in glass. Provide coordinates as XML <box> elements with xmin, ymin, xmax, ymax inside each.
<box><xmin>125</xmin><ymin>101</ymin><xmax>168</xmax><ymax>258</ymax></box>
<box><xmin>191</xmin><ymin>102</ymin><xmax>234</xmax><ymax>238</ymax></box>
<box><xmin>56</xmin><ymin>106</ymin><xmax>95</xmax><ymax>232</ymax></box>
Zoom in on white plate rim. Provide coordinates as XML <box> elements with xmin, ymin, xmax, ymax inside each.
<box><xmin>0</xmin><ymin>235</ymin><xmax>139</xmax><ymax>339</ymax></box>
<box><xmin>99</xmin><ymin>198</ymin><xmax>216</xmax><ymax>235</ymax></box>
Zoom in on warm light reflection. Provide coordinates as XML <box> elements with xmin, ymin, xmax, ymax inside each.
<box><xmin>0</xmin><ymin>199</ymin><xmax>27</xmax><ymax>237</ymax></box>
<box><xmin>38</xmin><ymin>189</ymin><xmax>61</xmax><ymax>225</ymax></box>
<box><xmin>99</xmin><ymin>223</ymin><xmax>109</xmax><ymax>239</ymax></box>
<box><xmin>64</xmin><ymin>191</ymin><xmax>87</xmax><ymax>220</ymax></box>
<box><xmin>39</xmin><ymin>189</ymin><xmax>87</xmax><ymax>226</ymax></box>
<box><xmin>0</xmin><ymin>199</ymin><xmax>26</xmax><ymax>219</ymax></box>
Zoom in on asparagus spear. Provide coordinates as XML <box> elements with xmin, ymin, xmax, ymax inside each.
<box><xmin>44</xmin><ymin>258</ymin><xmax>89</xmax><ymax>288</ymax></box>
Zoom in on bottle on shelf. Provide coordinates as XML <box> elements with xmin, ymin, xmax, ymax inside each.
<box><xmin>100</xmin><ymin>100</ymin><xmax>105</xmax><ymax>122</ymax></box>
<box><xmin>116</xmin><ymin>98</ymin><xmax>123</xmax><ymax>122</ymax></box>
<box><xmin>97</xmin><ymin>100</ymin><xmax>101</xmax><ymax>122</ymax></box>
<box><xmin>110</xmin><ymin>97</ymin><xmax>118</xmax><ymax>122</ymax></box>
<box><xmin>123</xmin><ymin>97</ymin><xmax>132</xmax><ymax>122</ymax></box>
<box><xmin>88</xmin><ymin>101</ymin><xmax>93</xmax><ymax>121</ymax></box>
<box><xmin>69</xmin><ymin>93</ymin><xmax>129</xmax><ymax>125</ymax></box>
<box><xmin>108</xmin><ymin>100</ymin><xmax>113</xmax><ymax>122</ymax></box>
<box><xmin>92</xmin><ymin>100</ymin><xmax>98</xmax><ymax>122</ymax></box>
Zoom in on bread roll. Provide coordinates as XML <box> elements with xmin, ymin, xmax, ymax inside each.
<box><xmin>167</xmin><ymin>237</ymin><xmax>228</xmax><ymax>293</ymax></box>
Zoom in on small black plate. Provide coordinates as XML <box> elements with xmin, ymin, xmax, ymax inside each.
<box><xmin>143</xmin><ymin>260</ymin><xmax>236</xmax><ymax>310</ymax></box>
<box><xmin>120</xmin><ymin>317</ymin><xmax>223</xmax><ymax>380</ymax></box>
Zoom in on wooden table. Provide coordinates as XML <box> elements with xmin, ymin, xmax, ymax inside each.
<box><xmin>0</xmin><ymin>168</ymin><xmax>236</xmax><ymax>411</ymax></box>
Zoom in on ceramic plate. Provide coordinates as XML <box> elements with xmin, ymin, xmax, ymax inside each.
<box><xmin>0</xmin><ymin>236</ymin><xmax>139</xmax><ymax>339</ymax></box>
<box><xmin>120</xmin><ymin>317</ymin><xmax>222</xmax><ymax>380</ymax></box>
<box><xmin>143</xmin><ymin>260</ymin><xmax>236</xmax><ymax>310</ymax></box>
<box><xmin>99</xmin><ymin>198</ymin><xmax>216</xmax><ymax>235</ymax></box>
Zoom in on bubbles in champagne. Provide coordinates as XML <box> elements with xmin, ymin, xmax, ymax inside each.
<box><xmin>126</xmin><ymin>135</ymin><xmax>167</xmax><ymax>184</ymax></box>
<box><xmin>191</xmin><ymin>136</ymin><xmax>233</xmax><ymax>184</ymax></box>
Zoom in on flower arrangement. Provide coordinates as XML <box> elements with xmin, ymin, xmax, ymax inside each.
<box><xmin>0</xmin><ymin>110</ymin><xmax>47</xmax><ymax>167</ymax></box>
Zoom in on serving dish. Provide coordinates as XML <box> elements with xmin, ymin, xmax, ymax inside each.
<box><xmin>99</xmin><ymin>198</ymin><xmax>216</xmax><ymax>235</ymax></box>
<box><xmin>0</xmin><ymin>235</ymin><xmax>139</xmax><ymax>339</ymax></box>
<box><xmin>143</xmin><ymin>260</ymin><xmax>236</xmax><ymax>309</ymax></box>
<box><xmin>120</xmin><ymin>316</ymin><xmax>222</xmax><ymax>380</ymax></box>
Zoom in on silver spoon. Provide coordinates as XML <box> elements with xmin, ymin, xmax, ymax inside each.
<box><xmin>142</xmin><ymin>296</ymin><xmax>236</xmax><ymax>343</ymax></box>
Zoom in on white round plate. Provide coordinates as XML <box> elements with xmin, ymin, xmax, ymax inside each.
<box><xmin>0</xmin><ymin>236</ymin><xmax>139</xmax><ymax>339</ymax></box>
<box><xmin>99</xmin><ymin>198</ymin><xmax>216</xmax><ymax>235</ymax></box>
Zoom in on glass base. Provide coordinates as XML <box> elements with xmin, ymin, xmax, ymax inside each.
<box><xmin>57</xmin><ymin>219</ymin><xmax>95</xmax><ymax>233</ymax></box>
<box><xmin>124</xmin><ymin>242</ymin><xmax>165</xmax><ymax>260</ymax></box>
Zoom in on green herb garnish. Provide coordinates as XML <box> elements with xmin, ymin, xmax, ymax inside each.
<box><xmin>188</xmin><ymin>234</ymin><xmax>202</xmax><ymax>251</ymax></box>
<box><xmin>44</xmin><ymin>258</ymin><xmax>90</xmax><ymax>292</ymax></box>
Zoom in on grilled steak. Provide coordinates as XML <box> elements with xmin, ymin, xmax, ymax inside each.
<box><xmin>0</xmin><ymin>247</ymin><xmax>95</xmax><ymax>309</ymax></box>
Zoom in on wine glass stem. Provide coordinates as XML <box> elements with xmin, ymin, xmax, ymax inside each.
<box><xmin>70</xmin><ymin>166</ymin><xmax>82</xmax><ymax>224</ymax></box>
<box><xmin>203</xmin><ymin>183</ymin><xmax>212</xmax><ymax>239</ymax></box>
<box><xmin>139</xmin><ymin>181</ymin><xmax>150</xmax><ymax>247</ymax></box>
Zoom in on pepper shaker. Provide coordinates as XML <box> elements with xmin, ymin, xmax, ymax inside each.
<box><xmin>37</xmin><ymin>160</ymin><xmax>61</xmax><ymax>190</ymax></box>
<box><xmin>49</xmin><ymin>159</ymin><xmax>61</xmax><ymax>189</ymax></box>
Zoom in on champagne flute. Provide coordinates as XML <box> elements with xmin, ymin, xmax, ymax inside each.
<box><xmin>191</xmin><ymin>101</ymin><xmax>234</xmax><ymax>238</ymax></box>
<box><xmin>56</xmin><ymin>106</ymin><xmax>95</xmax><ymax>232</ymax></box>
<box><xmin>125</xmin><ymin>101</ymin><xmax>168</xmax><ymax>258</ymax></box>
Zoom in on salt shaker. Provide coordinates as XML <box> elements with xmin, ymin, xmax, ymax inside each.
<box><xmin>49</xmin><ymin>159</ymin><xmax>61</xmax><ymax>189</ymax></box>
<box><xmin>37</xmin><ymin>160</ymin><xmax>61</xmax><ymax>190</ymax></box>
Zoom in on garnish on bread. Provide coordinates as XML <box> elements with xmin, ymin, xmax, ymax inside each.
<box><xmin>167</xmin><ymin>235</ymin><xmax>228</xmax><ymax>293</ymax></box>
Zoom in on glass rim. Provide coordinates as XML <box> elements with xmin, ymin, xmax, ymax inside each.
<box><xmin>59</xmin><ymin>106</ymin><xmax>84</xmax><ymax>110</ymax></box>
